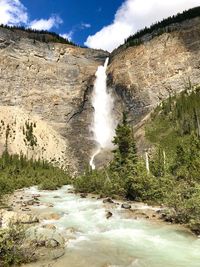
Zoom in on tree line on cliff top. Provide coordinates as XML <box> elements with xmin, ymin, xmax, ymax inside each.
<box><xmin>0</xmin><ymin>24</ymin><xmax>76</xmax><ymax>46</ymax></box>
<box><xmin>122</xmin><ymin>6</ymin><xmax>200</xmax><ymax>49</ymax></box>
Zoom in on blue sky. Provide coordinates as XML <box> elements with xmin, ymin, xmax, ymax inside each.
<box><xmin>0</xmin><ymin>0</ymin><xmax>199</xmax><ymax>51</ymax></box>
<box><xmin>21</xmin><ymin>0</ymin><xmax>124</xmax><ymax>46</ymax></box>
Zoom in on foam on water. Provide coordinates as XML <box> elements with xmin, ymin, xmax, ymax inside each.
<box><xmin>25</xmin><ymin>186</ymin><xmax>200</xmax><ymax>267</ymax></box>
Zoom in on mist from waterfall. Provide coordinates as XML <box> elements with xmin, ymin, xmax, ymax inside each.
<box><xmin>90</xmin><ymin>58</ymin><xmax>115</xmax><ymax>169</ymax></box>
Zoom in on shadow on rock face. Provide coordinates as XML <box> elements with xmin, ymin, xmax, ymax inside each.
<box><xmin>93</xmin><ymin>148</ymin><xmax>113</xmax><ymax>169</ymax></box>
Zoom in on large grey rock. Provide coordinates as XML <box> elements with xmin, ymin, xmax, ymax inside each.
<box><xmin>26</xmin><ymin>226</ymin><xmax>65</xmax><ymax>248</ymax></box>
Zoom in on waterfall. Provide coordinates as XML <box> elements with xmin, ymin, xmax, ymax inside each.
<box><xmin>145</xmin><ymin>151</ymin><xmax>150</xmax><ymax>174</ymax></box>
<box><xmin>90</xmin><ymin>58</ymin><xmax>115</xmax><ymax>170</ymax></box>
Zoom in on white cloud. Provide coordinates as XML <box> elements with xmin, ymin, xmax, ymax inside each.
<box><xmin>0</xmin><ymin>0</ymin><xmax>28</xmax><ymax>25</ymax></box>
<box><xmin>85</xmin><ymin>0</ymin><xmax>200</xmax><ymax>52</ymax></box>
<box><xmin>81</xmin><ymin>23</ymin><xmax>91</xmax><ymax>29</ymax></box>
<box><xmin>29</xmin><ymin>15</ymin><xmax>63</xmax><ymax>31</ymax></box>
<box><xmin>0</xmin><ymin>0</ymin><xmax>64</xmax><ymax>32</ymax></box>
<box><xmin>60</xmin><ymin>31</ymin><xmax>73</xmax><ymax>41</ymax></box>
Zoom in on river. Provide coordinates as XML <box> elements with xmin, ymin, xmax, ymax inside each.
<box><xmin>24</xmin><ymin>185</ymin><xmax>200</xmax><ymax>267</ymax></box>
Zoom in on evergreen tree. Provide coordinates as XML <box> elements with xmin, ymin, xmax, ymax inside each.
<box><xmin>111</xmin><ymin>112</ymin><xmax>137</xmax><ymax>173</ymax></box>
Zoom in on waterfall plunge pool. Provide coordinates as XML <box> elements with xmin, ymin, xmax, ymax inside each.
<box><xmin>24</xmin><ymin>185</ymin><xmax>200</xmax><ymax>267</ymax></box>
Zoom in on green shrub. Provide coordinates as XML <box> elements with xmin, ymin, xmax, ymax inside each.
<box><xmin>0</xmin><ymin>225</ymin><xmax>33</xmax><ymax>266</ymax></box>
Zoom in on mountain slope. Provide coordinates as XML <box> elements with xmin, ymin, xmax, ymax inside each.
<box><xmin>108</xmin><ymin>16</ymin><xmax>200</xmax><ymax>125</ymax></box>
<box><xmin>0</xmin><ymin>12</ymin><xmax>200</xmax><ymax>172</ymax></box>
<box><xmin>0</xmin><ymin>26</ymin><xmax>108</xmax><ymax>172</ymax></box>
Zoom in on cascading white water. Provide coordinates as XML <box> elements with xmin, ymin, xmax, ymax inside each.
<box><xmin>25</xmin><ymin>186</ymin><xmax>200</xmax><ymax>267</ymax></box>
<box><xmin>90</xmin><ymin>58</ymin><xmax>115</xmax><ymax>170</ymax></box>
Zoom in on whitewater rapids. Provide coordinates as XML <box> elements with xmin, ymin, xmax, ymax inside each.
<box><xmin>24</xmin><ymin>186</ymin><xmax>200</xmax><ymax>267</ymax></box>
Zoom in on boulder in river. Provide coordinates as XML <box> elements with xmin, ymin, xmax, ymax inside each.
<box><xmin>121</xmin><ymin>203</ymin><xmax>131</xmax><ymax>209</ymax></box>
<box><xmin>103</xmin><ymin>198</ymin><xmax>114</xmax><ymax>204</ymax></box>
<box><xmin>106</xmin><ymin>211</ymin><xmax>113</xmax><ymax>219</ymax></box>
<box><xmin>80</xmin><ymin>193</ymin><xmax>88</xmax><ymax>198</ymax></box>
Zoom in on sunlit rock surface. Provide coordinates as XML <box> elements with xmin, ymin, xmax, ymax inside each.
<box><xmin>0</xmin><ymin>26</ymin><xmax>108</xmax><ymax>172</ymax></box>
<box><xmin>0</xmin><ymin>16</ymin><xmax>200</xmax><ymax>171</ymax></box>
<box><xmin>108</xmin><ymin>17</ymin><xmax>200</xmax><ymax>124</ymax></box>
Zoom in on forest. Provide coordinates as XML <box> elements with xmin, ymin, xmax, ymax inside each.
<box><xmin>0</xmin><ymin>151</ymin><xmax>70</xmax><ymax>200</ymax></box>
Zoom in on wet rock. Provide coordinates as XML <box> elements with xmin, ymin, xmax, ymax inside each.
<box><xmin>121</xmin><ymin>203</ymin><xmax>131</xmax><ymax>209</ymax></box>
<box><xmin>103</xmin><ymin>198</ymin><xmax>114</xmax><ymax>204</ymax></box>
<box><xmin>22</xmin><ymin>208</ymin><xmax>31</xmax><ymax>212</ymax></box>
<box><xmin>156</xmin><ymin>209</ymin><xmax>162</xmax><ymax>214</ymax></box>
<box><xmin>106</xmin><ymin>211</ymin><xmax>113</xmax><ymax>219</ymax></box>
<box><xmin>67</xmin><ymin>190</ymin><xmax>74</xmax><ymax>194</ymax></box>
<box><xmin>80</xmin><ymin>193</ymin><xmax>88</xmax><ymax>198</ymax></box>
<box><xmin>53</xmin><ymin>196</ymin><xmax>61</xmax><ymax>199</ymax></box>
<box><xmin>47</xmin><ymin>203</ymin><xmax>54</xmax><ymax>208</ymax></box>
<box><xmin>33</xmin><ymin>194</ymin><xmax>41</xmax><ymax>199</ymax></box>
<box><xmin>26</xmin><ymin>199</ymin><xmax>36</xmax><ymax>206</ymax></box>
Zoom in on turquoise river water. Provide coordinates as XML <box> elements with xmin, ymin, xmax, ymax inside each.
<box><xmin>24</xmin><ymin>186</ymin><xmax>200</xmax><ymax>267</ymax></box>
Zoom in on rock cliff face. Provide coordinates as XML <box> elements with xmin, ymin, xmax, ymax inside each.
<box><xmin>0</xmin><ymin>27</ymin><xmax>108</xmax><ymax>172</ymax></box>
<box><xmin>0</xmin><ymin>16</ymin><xmax>200</xmax><ymax>172</ymax></box>
<box><xmin>108</xmin><ymin>17</ymin><xmax>200</xmax><ymax>125</ymax></box>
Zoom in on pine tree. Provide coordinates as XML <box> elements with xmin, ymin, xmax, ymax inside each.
<box><xmin>111</xmin><ymin>112</ymin><xmax>137</xmax><ymax>173</ymax></box>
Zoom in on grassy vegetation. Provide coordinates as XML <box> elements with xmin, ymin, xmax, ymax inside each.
<box><xmin>118</xmin><ymin>6</ymin><xmax>200</xmax><ymax>49</ymax></box>
<box><xmin>0</xmin><ymin>151</ymin><xmax>70</xmax><ymax>200</ymax></box>
<box><xmin>75</xmin><ymin>85</ymin><xmax>200</xmax><ymax>233</ymax></box>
